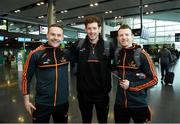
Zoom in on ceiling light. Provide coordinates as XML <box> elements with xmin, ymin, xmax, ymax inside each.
<box><xmin>57</xmin><ymin>20</ymin><xmax>62</xmax><ymax>23</ymax></box>
<box><xmin>90</xmin><ymin>2</ymin><xmax>98</xmax><ymax>7</ymax></box>
<box><xmin>94</xmin><ymin>3</ymin><xmax>98</xmax><ymax>6</ymax></box>
<box><xmin>78</xmin><ymin>16</ymin><xmax>84</xmax><ymax>19</ymax></box>
<box><xmin>14</xmin><ymin>10</ymin><xmax>21</xmax><ymax>13</ymax></box>
<box><xmin>38</xmin><ymin>16</ymin><xmax>44</xmax><ymax>19</ymax></box>
<box><xmin>36</xmin><ymin>3</ymin><xmax>41</xmax><ymax>6</ymax></box>
<box><xmin>145</xmin><ymin>12</ymin><xmax>149</xmax><ymax>15</ymax></box>
<box><xmin>115</xmin><ymin>16</ymin><xmax>122</xmax><ymax>19</ymax></box>
<box><xmin>61</xmin><ymin>10</ymin><xmax>68</xmax><ymax>13</ymax></box>
<box><xmin>37</xmin><ymin>2</ymin><xmax>44</xmax><ymax>6</ymax></box>
<box><xmin>90</xmin><ymin>4</ymin><xmax>94</xmax><ymax>7</ymax></box>
<box><xmin>144</xmin><ymin>4</ymin><xmax>148</xmax><ymax>7</ymax></box>
<box><xmin>150</xmin><ymin>11</ymin><xmax>154</xmax><ymax>14</ymax></box>
<box><xmin>40</xmin><ymin>2</ymin><xmax>44</xmax><ymax>5</ymax></box>
<box><xmin>105</xmin><ymin>11</ymin><xmax>112</xmax><ymax>14</ymax></box>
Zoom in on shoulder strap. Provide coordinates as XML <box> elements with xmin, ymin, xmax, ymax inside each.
<box><xmin>114</xmin><ymin>47</ymin><xmax>121</xmax><ymax>65</ymax></box>
<box><xmin>77</xmin><ymin>39</ymin><xmax>85</xmax><ymax>50</ymax></box>
<box><xmin>103</xmin><ymin>41</ymin><xmax>110</xmax><ymax>57</ymax></box>
<box><xmin>114</xmin><ymin>47</ymin><xmax>142</xmax><ymax>67</ymax></box>
<box><xmin>134</xmin><ymin>48</ymin><xmax>142</xmax><ymax>67</ymax></box>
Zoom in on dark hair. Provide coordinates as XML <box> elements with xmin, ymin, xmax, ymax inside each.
<box><xmin>48</xmin><ymin>24</ymin><xmax>63</xmax><ymax>33</ymax></box>
<box><xmin>84</xmin><ymin>16</ymin><xmax>101</xmax><ymax>28</ymax></box>
<box><xmin>118</xmin><ymin>24</ymin><xmax>132</xmax><ymax>32</ymax></box>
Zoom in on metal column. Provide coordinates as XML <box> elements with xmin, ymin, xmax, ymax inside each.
<box><xmin>47</xmin><ymin>0</ymin><xmax>56</xmax><ymax>26</ymax></box>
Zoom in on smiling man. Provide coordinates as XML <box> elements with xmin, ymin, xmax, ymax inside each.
<box><xmin>22</xmin><ymin>24</ymin><xmax>70</xmax><ymax>123</ymax></box>
<box><xmin>70</xmin><ymin>16</ymin><xmax>114</xmax><ymax>123</ymax></box>
<box><xmin>114</xmin><ymin>24</ymin><xmax>158</xmax><ymax>123</ymax></box>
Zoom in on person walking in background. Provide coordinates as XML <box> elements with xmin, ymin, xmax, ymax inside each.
<box><xmin>21</xmin><ymin>24</ymin><xmax>70</xmax><ymax>123</ymax></box>
<box><xmin>158</xmin><ymin>45</ymin><xmax>173</xmax><ymax>81</ymax></box>
<box><xmin>114</xmin><ymin>24</ymin><xmax>158</xmax><ymax>123</ymax></box>
<box><xmin>70</xmin><ymin>16</ymin><xmax>114</xmax><ymax>123</ymax></box>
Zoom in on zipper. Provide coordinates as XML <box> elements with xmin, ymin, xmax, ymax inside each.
<box><xmin>122</xmin><ymin>49</ymin><xmax>127</xmax><ymax>108</ymax></box>
<box><xmin>91</xmin><ymin>44</ymin><xmax>96</xmax><ymax>54</ymax></box>
<box><xmin>53</xmin><ymin>48</ymin><xmax>58</xmax><ymax>107</ymax></box>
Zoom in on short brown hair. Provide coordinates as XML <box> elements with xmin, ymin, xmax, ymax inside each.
<box><xmin>84</xmin><ymin>16</ymin><xmax>101</xmax><ymax>28</ymax></box>
<box><xmin>48</xmin><ymin>24</ymin><xmax>63</xmax><ymax>33</ymax></box>
<box><xmin>118</xmin><ymin>24</ymin><xmax>132</xmax><ymax>31</ymax></box>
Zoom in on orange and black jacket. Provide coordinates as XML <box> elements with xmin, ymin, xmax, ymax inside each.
<box><xmin>115</xmin><ymin>44</ymin><xmax>158</xmax><ymax>108</ymax></box>
<box><xmin>21</xmin><ymin>44</ymin><xmax>70</xmax><ymax>106</ymax></box>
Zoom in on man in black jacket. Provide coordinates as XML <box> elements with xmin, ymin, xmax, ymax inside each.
<box><xmin>114</xmin><ymin>24</ymin><xmax>158</xmax><ymax>123</ymax></box>
<box><xmin>71</xmin><ymin>16</ymin><xmax>114</xmax><ymax>123</ymax></box>
<box><xmin>22</xmin><ymin>24</ymin><xmax>69</xmax><ymax>123</ymax></box>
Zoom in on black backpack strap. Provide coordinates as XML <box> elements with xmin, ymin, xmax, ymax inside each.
<box><xmin>114</xmin><ymin>47</ymin><xmax>141</xmax><ymax>67</ymax></box>
<box><xmin>134</xmin><ymin>48</ymin><xmax>142</xmax><ymax>67</ymax></box>
<box><xmin>114</xmin><ymin>47</ymin><xmax>121</xmax><ymax>65</ymax></box>
<box><xmin>77</xmin><ymin>39</ymin><xmax>85</xmax><ymax>50</ymax></box>
<box><xmin>103</xmin><ymin>41</ymin><xmax>110</xmax><ymax>57</ymax></box>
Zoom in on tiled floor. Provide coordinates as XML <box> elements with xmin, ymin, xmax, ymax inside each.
<box><xmin>0</xmin><ymin>59</ymin><xmax>180</xmax><ymax>123</ymax></box>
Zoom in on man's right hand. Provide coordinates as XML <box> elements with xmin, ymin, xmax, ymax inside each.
<box><xmin>23</xmin><ymin>95</ymin><xmax>36</xmax><ymax>117</ymax></box>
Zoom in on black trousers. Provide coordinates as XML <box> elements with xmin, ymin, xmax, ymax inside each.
<box><xmin>114</xmin><ymin>103</ymin><xmax>151</xmax><ymax>123</ymax></box>
<box><xmin>161</xmin><ymin>62</ymin><xmax>170</xmax><ymax>78</ymax></box>
<box><xmin>32</xmin><ymin>102</ymin><xmax>69</xmax><ymax>123</ymax></box>
<box><xmin>78</xmin><ymin>93</ymin><xmax>109</xmax><ymax>123</ymax></box>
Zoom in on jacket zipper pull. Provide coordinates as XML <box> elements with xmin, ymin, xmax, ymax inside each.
<box><xmin>92</xmin><ymin>48</ymin><xmax>95</xmax><ymax>54</ymax></box>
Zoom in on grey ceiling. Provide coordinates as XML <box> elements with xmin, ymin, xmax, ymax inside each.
<box><xmin>0</xmin><ymin>0</ymin><xmax>180</xmax><ymax>26</ymax></box>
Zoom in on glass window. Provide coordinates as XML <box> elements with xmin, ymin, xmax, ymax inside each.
<box><xmin>165</xmin><ymin>25</ymin><xmax>175</xmax><ymax>31</ymax></box>
<box><xmin>156</xmin><ymin>27</ymin><xmax>165</xmax><ymax>32</ymax></box>
<box><xmin>156</xmin><ymin>31</ymin><xmax>165</xmax><ymax>36</ymax></box>
<box><xmin>8</xmin><ymin>21</ymin><xmax>27</xmax><ymax>34</ymax></box>
<box><xmin>174</xmin><ymin>25</ymin><xmax>180</xmax><ymax>30</ymax></box>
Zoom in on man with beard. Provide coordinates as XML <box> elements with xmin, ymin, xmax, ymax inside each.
<box><xmin>71</xmin><ymin>16</ymin><xmax>114</xmax><ymax>123</ymax></box>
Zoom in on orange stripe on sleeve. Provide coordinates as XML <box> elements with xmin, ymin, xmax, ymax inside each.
<box><xmin>128</xmin><ymin>50</ymin><xmax>158</xmax><ymax>91</ymax></box>
<box><xmin>21</xmin><ymin>45</ymin><xmax>45</xmax><ymax>94</ymax></box>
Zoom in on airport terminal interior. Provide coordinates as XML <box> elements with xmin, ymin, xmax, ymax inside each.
<box><xmin>1</xmin><ymin>0</ymin><xmax>180</xmax><ymax>123</ymax></box>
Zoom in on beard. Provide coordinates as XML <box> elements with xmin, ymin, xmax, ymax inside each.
<box><xmin>89</xmin><ymin>34</ymin><xmax>99</xmax><ymax>44</ymax></box>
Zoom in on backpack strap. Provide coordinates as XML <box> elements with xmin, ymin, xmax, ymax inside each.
<box><xmin>103</xmin><ymin>41</ymin><xmax>110</xmax><ymax>57</ymax></box>
<box><xmin>114</xmin><ymin>47</ymin><xmax>142</xmax><ymax>67</ymax></box>
<box><xmin>77</xmin><ymin>39</ymin><xmax>85</xmax><ymax>50</ymax></box>
<box><xmin>114</xmin><ymin>47</ymin><xmax>121</xmax><ymax>65</ymax></box>
<box><xmin>133</xmin><ymin>48</ymin><xmax>142</xmax><ymax>67</ymax></box>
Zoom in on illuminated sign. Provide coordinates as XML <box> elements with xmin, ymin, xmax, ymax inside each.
<box><xmin>0</xmin><ymin>36</ymin><xmax>4</xmax><ymax>41</ymax></box>
<box><xmin>18</xmin><ymin>37</ymin><xmax>31</xmax><ymax>42</ymax></box>
<box><xmin>39</xmin><ymin>25</ymin><xmax>48</xmax><ymax>34</ymax></box>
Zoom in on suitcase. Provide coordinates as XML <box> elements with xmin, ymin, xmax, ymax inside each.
<box><xmin>164</xmin><ymin>72</ymin><xmax>174</xmax><ymax>84</ymax></box>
